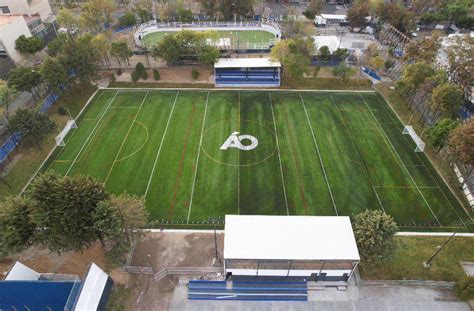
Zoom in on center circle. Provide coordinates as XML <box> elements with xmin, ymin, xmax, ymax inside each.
<box><xmin>202</xmin><ymin>119</ymin><xmax>277</xmax><ymax>167</ymax></box>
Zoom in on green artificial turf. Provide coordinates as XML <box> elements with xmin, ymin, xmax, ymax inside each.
<box><xmin>142</xmin><ymin>30</ymin><xmax>275</xmax><ymax>49</ymax></box>
<box><xmin>42</xmin><ymin>89</ymin><xmax>471</xmax><ymax>228</ymax></box>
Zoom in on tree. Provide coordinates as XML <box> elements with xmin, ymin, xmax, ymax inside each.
<box><xmin>177</xmin><ymin>7</ymin><xmax>194</xmax><ymax>22</ymax></box>
<box><xmin>119</xmin><ymin>11</ymin><xmax>137</xmax><ymax>28</ymax></box>
<box><xmin>308</xmin><ymin>0</ymin><xmax>323</xmax><ymax>16</ymax></box>
<box><xmin>426</xmin><ymin>118</ymin><xmax>460</xmax><ymax>152</ymax></box>
<box><xmin>318</xmin><ymin>45</ymin><xmax>330</xmax><ymax>61</ymax></box>
<box><xmin>8</xmin><ymin>108</ymin><xmax>55</xmax><ymax>147</ymax></box>
<box><xmin>281</xmin><ymin>20</ymin><xmax>314</xmax><ymax>38</ymax></box>
<box><xmin>376</xmin><ymin>2</ymin><xmax>415</xmax><ymax>34</ymax></box>
<box><xmin>333</xmin><ymin>48</ymin><xmax>349</xmax><ymax>61</ymax></box>
<box><xmin>347</xmin><ymin>1</ymin><xmax>369</xmax><ymax>28</ymax></box>
<box><xmin>46</xmin><ymin>33</ymin><xmax>68</xmax><ymax>57</ymax></box>
<box><xmin>429</xmin><ymin>83</ymin><xmax>464</xmax><ymax>118</ymax></box>
<box><xmin>132</xmin><ymin>0</ymin><xmax>153</xmax><ymax>23</ymax></box>
<box><xmin>196</xmin><ymin>43</ymin><xmax>220</xmax><ymax>65</ymax></box>
<box><xmin>41</xmin><ymin>57</ymin><xmax>70</xmax><ymax>94</ymax></box>
<box><xmin>403</xmin><ymin>33</ymin><xmax>441</xmax><ymax>63</ymax></box>
<box><xmin>99</xmin><ymin>193</ymin><xmax>148</xmax><ymax>244</ymax></box>
<box><xmin>15</xmin><ymin>35</ymin><xmax>44</xmax><ymax>54</ymax></box>
<box><xmin>333</xmin><ymin>62</ymin><xmax>356</xmax><ymax>81</ymax></box>
<box><xmin>7</xmin><ymin>67</ymin><xmax>41</xmax><ymax>99</ymax></box>
<box><xmin>201</xmin><ymin>0</ymin><xmax>219</xmax><ymax>18</ymax></box>
<box><xmin>396</xmin><ymin>62</ymin><xmax>436</xmax><ymax>98</ymax></box>
<box><xmin>63</xmin><ymin>33</ymin><xmax>101</xmax><ymax>85</ymax></box>
<box><xmin>369</xmin><ymin>56</ymin><xmax>384</xmax><ymax>71</ymax></box>
<box><xmin>80</xmin><ymin>0</ymin><xmax>116</xmax><ymax>33</ymax></box>
<box><xmin>447</xmin><ymin>34</ymin><xmax>474</xmax><ymax>89</ymax></box>
<box><xmin>27</xmin><ymin>171</ymin><xmax>114</xmax><ymax>253</ymax></box>
<box><xmin>157</xmin><ymin>2</ymin><xmax>174</xmax><ymax>22</ymax></box>
<box><xmin>0</xmin><ymin>196</ymin><xmax>35</xmax><ymax>256</ymax></box>
<box><xmin>92</xmin><ymin>32</ymin><xmax>112</xmax><ymax>68</ymax></box>
<box><xmin>111</xmin><ymin>40</ymin><xmax>133</xmax><ymax>68</ymax></box>
<box><xmin>448</xmin><ymin>119</ymin><xmax>474</xmax><ymax>176</ymax></box>
<box><xmin>0</xmin><ymin>81</ymin><xmax>16</xmax><ymax>119</ymax></box>
<box><xmin>353</xmin><ymin>209</ymin><xmax>398</xmax><ymax>261</ymax></box>
<box><xmin>271</xmin><ymin>38</ymin><xmax>314</xmax><ymax>81</ymax></box>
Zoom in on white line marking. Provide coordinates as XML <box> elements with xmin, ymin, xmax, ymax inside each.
<box><xmin>237</xmin><ymin>91</ymin><xmax>241</xmax><ymax>215</ymax></box>
<box><xmin>144</xmin><ymin>91</ymin><xmax>179</xmax><ymax>198</ymax></box>
<box><xmin>359</xmin><ymin>93</ymin><xmax>441</xmax><ymax>226</ymax></box>
<box><xmin>329</xmin><ymin>94</ymin><xmax>386</xmax><ymax>212</ymax></box>
<box><xmin>269</xmin><ymin>93</ymin><xmax>289</xmax><ymax>215</ymax></box>
<box><xmin>104</xmin><ymin>91</ymin><xmax>149</xmax><ymax>184</ymax></box>
<box><xmin>65</xmin><ymin>91</ymin><xmax>119</xmax><ymax>176</ymax></box>
<box><xmin>300</xmin><ymin>93</ymin><xmax>339</xmax><ymax>215</ymax></box>
<box><xmin>187</xmin><ymin>92</ymin><xmax>209</xmax><ymax>224</ymax></box>
<box><xmin>372</xmin><ymin>186</ymin><xmax>386</xmax><ymax>213</ymax></box>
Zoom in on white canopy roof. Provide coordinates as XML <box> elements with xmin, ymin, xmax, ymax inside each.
<box><xmin>313</xmin><ymin>35</ymin><xmax>341</xmax><ymax>53</ymax></box>
<box><xmin>74</xmin><ymin>263</ymin><xmax>109</xmax><ymax>311</ymax></box>
<box><xmin>215</xmin><ymin>57</ymin><xmax>281</xmax><ymax>69</ymax></box>
<box><xmin>321</xmin><ymin>14</ymin><xmax>347</xmax><ymax>21</ymax></box>
<box><xmin>224</xmin><ymin>215</ymin><xmax>360</xmax><ymax>261</ymax></box>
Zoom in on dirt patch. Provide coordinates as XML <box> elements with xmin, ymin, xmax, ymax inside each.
<box><xmin>115</xmin><ymin>66</ymin><xmax>214</xmax><ymax>84</ymax></box>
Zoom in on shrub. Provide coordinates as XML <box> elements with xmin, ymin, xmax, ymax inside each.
<box><xmin>116</xmin><ymin>68</ymin><xmax>122</xmax><ymax>76</ymax></box>
<box><xmin>135</xmin><ymin>62</ymin><xmax>148</xmax><ymax>80</ymax></box>
<box><xmin>110</xmin><ymin>73</ymin><xmax>116</xmax><ymax>84</ymax></box>
<box><xmin>153</xmin><ymin>69</ymin><xmax>160</xmax><ymax>81</ymax></box>
<box><xmin>131</xmin><ymin>71</ymin><xmax>139</xmax><ymax>82</ymax></box>
<box><xmin>191</xmin><ymin>69</ymin><xmax>199</xmax><ymax>80</ymax></box>
<box><xmin>57</xmin><ymin>106</ymin><xmax>67</xmax><ymax>115</ymax></box>
<box><xmin>106</xmin><ymin>239</ymin><xmax>130</xmax><ymax>266</ymax></box>
<box><xmin>455</xmin><ymin>277</ymin><xmax>474</xmax><ymax>301</ymax></box>
<box><xmin>303</xmin><ymin>9</ymin><xmax>315</xmax><ymax>20</ymax></box>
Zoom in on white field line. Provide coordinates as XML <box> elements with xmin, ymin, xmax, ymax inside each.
<box><xmin>187</xmin><ymin>92</ymin><xmax>209</xmax><ymax>224</ymax></box>
<box><xmin>104</xmin><ymin>91</ymin><xmax>149</xmax><ymax>185</ymax></box>
<box><xmin>144</xmin><ymin>91</ymin><xmax>179</xmax><ymax>198</ymax></box>
<box><xmin>299</xmin><ymin>93</ymin><xmax>338</xmax><ymax>216</ymax></box>
<box><xmin>20</xmin><ymin>89</ymin><xmax>102</xmax><ymax>194</ymax></box>
<box><xmin>65</xmin><ymin>91</ymin><xmax>119</xmax><ymax>176</ymax></box>
<box><xmin>377</xmin><ymin>90</ymin><xmax>472</xmax><ymax>221</ymax></box>
<box><xmin>104</xmin><ymin>86</ymin><xmax>376</xmax><ymax>93</ymax></box>
<box><xmin>268</xmin><ymin>93</ymin><xmax>289</xmax><ymax>215</ymax></box>
<box><xmin>329</xmin><ymin>94</ymin><xmax>387</xmax><ymax>213</ymax></box>
<box><xmin>358</xmin><ymin>94</ymin><xmax>441</xmax><ymax>226</ymax></box>
<box><xmin>237</xmin><ymin>91</ymin><xmax>241</xmax><ymax>215</ymax></box>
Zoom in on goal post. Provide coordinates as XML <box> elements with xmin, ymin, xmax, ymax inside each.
<box><xmin>403</xmin><ymin>125</ymin><xmax>425</xmax><ymax>152</ymax></box>
<box><xmin>55</xmin><ymin>120</ymin><xmax>77</xmax><ymax>146</ymax></box>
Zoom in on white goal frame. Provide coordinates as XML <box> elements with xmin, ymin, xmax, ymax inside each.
<box><xmin>55</xmin><ymin>119</ymin><xmax>77</xmax><ymax>146</ymax></box>
<box><xmin>403</xmin><ymin>125</ymin><xmax>425</xmax><ymax>152</ymax></box>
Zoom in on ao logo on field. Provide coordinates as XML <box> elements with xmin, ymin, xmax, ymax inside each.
<box><xmin>220</xmin><ymin>132</ymin><xmax>258</xmax><ymax>151</ymax></box>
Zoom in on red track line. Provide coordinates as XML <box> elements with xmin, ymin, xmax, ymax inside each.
<box><xmin>167</xmin><ymin>104</ymin><xmax>197</xmax><ymax>220</ymax></box>
<box><xmin>283</xmin><ymin>107</ymin><xmax>309</xmax><ymax>215</ymax></box>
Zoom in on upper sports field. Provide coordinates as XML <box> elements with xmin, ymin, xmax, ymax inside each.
<box><xmin>142</xmin><ymin>30</ymin><xmax>276</xmax><ymax>49</ymax></box>
<box><xmin>43</xmin><ymin>89</ymin><xmax>471</xmax><ymax>229</ymax></box>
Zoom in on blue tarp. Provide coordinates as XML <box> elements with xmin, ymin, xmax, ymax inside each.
<box><xmin>0</xmin><ymin>281</ymin><xmax>80</xmax><ymax>311</ymax></box>
<box><xmin>361</xmin><ymin>66</ymin><xmax>382</xmax><ymax>81</ymax></box>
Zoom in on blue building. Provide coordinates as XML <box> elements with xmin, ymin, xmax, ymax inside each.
<box><xmin>0</xmin><ymin>261</ymin><xmax>112</xmax><ymax>311</ymax></box>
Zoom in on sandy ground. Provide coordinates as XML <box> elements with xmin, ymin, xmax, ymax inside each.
<box><xmin>125</xmin><ymin>231</ymin><xmax>224</xmax><ymax>310</ymax></box>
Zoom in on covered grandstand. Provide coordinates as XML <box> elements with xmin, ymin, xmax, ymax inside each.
<box><xmin>214</xmin><ymin>58</ymin><xmax>281</xmax><ymax>87</ymax></box>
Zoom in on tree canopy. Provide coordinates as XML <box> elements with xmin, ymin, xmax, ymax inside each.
<box><xmin>376</xmin><ymin>2</ymin><xmax>415</xmax><ymax>34</ymax></box>
<box><xmin>15</xmin><ymin>35</ymin><xmax>44</xmax><ymax>54</ymax></box>
<box><xmin>448</xmin><ymin>119</ymin><xmax>474</xmax><ymax>171</ymax></box>
<box><xmin>353</xmin><ymin>209</ymin><xmax>398</xmax><ymax>261</ymax></box>
<box><xmin>111</xmin><ymin>40</ymin><xmax>133</xmax><ymax>68</ymax></box>
<box><xmin>347</xmin><ymin>1</ymin><xmax>369</xmax><ymax>28</ymax></box>
<box><xmin>7</xmin><ymin>108</ymin><xmax>55</xmax><ymax>146</ymax></box>
<box><xmin>426</xmin><ymin>118</ymin><xmax>460</xmax><ymax>151</ymax></box>
<box><xmin>429</xmin><ymin>83</ymin><xmax>464</xmax><ymax>118</ymax></box>
<box><xmin>41</xmin><ymin>57</ymin><xmax>70</xmax><ymax>94</ymax></box>
<box><xmin>7</xmin><ymin>67</ymin><xmax>41</xmax><ymax>99</ymax></box>
<box><xmin>0</xmin><ymin>197</ymin><xmax>34</xmax><ymax>257</ymax></box>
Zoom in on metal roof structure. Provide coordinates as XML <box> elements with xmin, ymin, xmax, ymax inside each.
<box><xmin>214</xmin><ymin>57</ymin><xmax>281</xmax><ymax>69</ymax></box>
<box><xmin>224</xmin><ymin>215</ymin><xmax>360</xmax><ymax>261</ymax></box>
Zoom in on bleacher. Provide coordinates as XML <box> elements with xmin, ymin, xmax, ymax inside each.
<box><xmin>188</xmin><ymin>280</ymin><xmax>308</xmax><ymax>301</ymax></box>
<box><xmin>214</xmin><ymin>58</ymin><xmax>281</xmax><ymax>87</ymax></box>
<box><xmin>0</xmin><ymin>132</ymin><xmax>21</xmax><ymax>163</ymax></box>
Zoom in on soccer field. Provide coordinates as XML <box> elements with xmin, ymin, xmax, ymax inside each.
<box><xmin>142</xmin><ymin>30</ymin><xmax>275</xmax><ymax>49</ymax></box>
<box><xmin>43</xmin><ymin>89</ymin><xmax>470</xmax><ymax>229</ymax></box>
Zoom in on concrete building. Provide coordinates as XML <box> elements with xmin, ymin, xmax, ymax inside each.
<box><xmin>224</xmin><ymin>215</ymin><xmax>360</xmax><ymax>282</ymax></box>
<box><xmin>0</xmin><ymin>15</ymin><xmax>33</xmax><ymax>64</ymax></box>
<box><xmin>0</xmin><ymin>0</ymin><xmax>53</xmax><ymax>21</ymax></box>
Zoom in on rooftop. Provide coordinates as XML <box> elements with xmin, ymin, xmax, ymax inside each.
<box><xmin>224</xmin><ymin>215</ymin><xmax>360</xmax><ymax>261</ymax></box>
<box><xmin>215</xmin><ymin>57</ymin><xmax>281</xmax><ymax>69</ymax></box>
<box><xmin>0</xmin><ymin>15</ymin><xmax>23</xmax><ymax>27</ymax></box>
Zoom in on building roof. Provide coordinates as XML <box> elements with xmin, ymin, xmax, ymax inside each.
<box><xmin>74</xmin><ymin>263</ymin><xmax>110</xmax><ymax>311</ymax></box>
<box><xmin>224</xmin><ymin>215</ymin><xmax>360</xmax><ymax>261</ymax></box>
<box><xmin>320</xmin><ymin>14</ymin><xmax>347</xmax><ymax>21</ymax></box>
<box><xmin>0</xmin><ymin>15</ymin><xmax>24</xmax><ymax>27</ymax></box>
<box><xmin>313</xmin><ymin>35</ymin><xmax>341</xmax><ymax>53</ymax></box>
<box><xmin>215</xmin><ymin>57</ymin><xmax>281</xmax><ymax>69</ymax></box>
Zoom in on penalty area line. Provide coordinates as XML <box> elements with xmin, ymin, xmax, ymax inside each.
<box><xmin>187</xmin><ymin>91</ymin><xmax>209</xmax><ymax>224</ymax></box>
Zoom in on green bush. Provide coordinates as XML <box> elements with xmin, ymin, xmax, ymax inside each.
<box><xmin>57</xmin><ymin>106</ymin><xmax>67</xmax><ymax>115</ymax></box>
<box><xmin>131</xmin><ymin>71</ymin><xmax>139</xmax><ymax>82</ymax></box>
<box><xmin>153</xmin><ymin>69</ymin><xmax>160</xmax><ymax>81</ymax></box>
<box><xmin>135</xmin><ymin>62</ymin><xmax>148</xmax><ymax>80</ymax></box>
<box><xmin>303</xmin><ymin>9</ymin><xmax>315</xmax><ymax>20</ymax></box>
<box><xmin>191</xmin><ymin>69</ymin><xmax>199</xmax><ymax>80</ymax></box>
<box><xmin>116</xmin><ymin>68</ymin><xmax>122</xmax><ymax>76</ymax></box>
<box><xmin>455</xmin><ymin>277</ymin><xmax>474</xmax><ymax>301</ymax></box>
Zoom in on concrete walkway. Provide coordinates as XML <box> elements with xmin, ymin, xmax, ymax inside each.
<box><xmin>169</xmin><ymin>281</ymin><xmax>470</xmax><ymax>310</ymax></box>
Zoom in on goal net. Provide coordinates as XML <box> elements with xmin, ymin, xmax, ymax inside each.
<box><xmin>55</xmin><ymin>120</ymin><xmax>77</xmax><ymax>146</ymax></box>
<box><xmin>403</xmin><ymin>125</ymin><xmax>425</xmax><ymax>152</ymax></box>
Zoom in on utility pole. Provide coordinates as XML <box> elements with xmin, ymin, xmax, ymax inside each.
<box><xmin>423</xmin><ymin>232</ymin><xmax>456</xmax><ymax>268</ymax></box>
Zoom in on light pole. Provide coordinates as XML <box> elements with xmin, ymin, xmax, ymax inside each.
<box><xmin>423</xmin><ymin>232</ymin><xmax>456</xmax><ymax>268</ymax></box>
